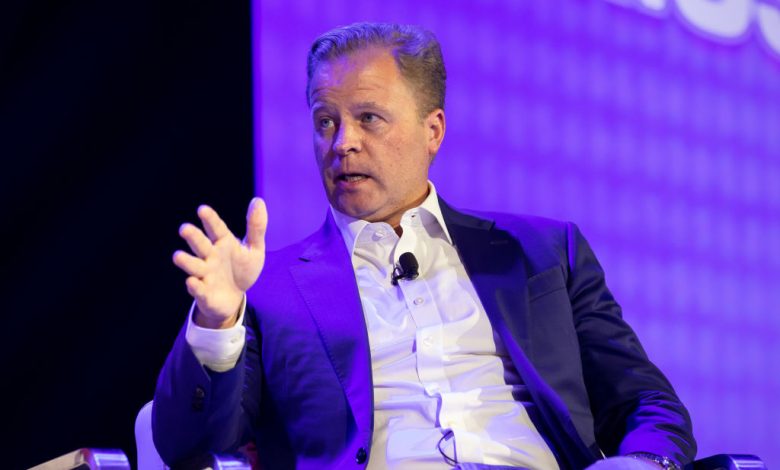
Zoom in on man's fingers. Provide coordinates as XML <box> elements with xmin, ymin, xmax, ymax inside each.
<box><xmin>244</xmin><ymin>197</ymin><xmax>268</xmax><ymax>250</ymax></box>
<box><xmin>185</xmin><ymin>276</ymin><xmax>206</xmax><ymax>299</ymax></box>
<box><xmin>173</xmin><ymin>250</ymin><xmax>208</xmax><ymax>277</ymax></box>
<box><xmin>179</xmin><ymin>223</ymin><xmax>213</xmax><ymax>258</ymax></box>
<box><xmin>198</xmin><ymin>205</ymin><xmax>233</xmax><ymax>242</ymax></box>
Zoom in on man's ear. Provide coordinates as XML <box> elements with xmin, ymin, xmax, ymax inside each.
<box><xmin>425</xmin><ymin>108</ymin><xmax>446</xmax><ymax>158</ymax></box>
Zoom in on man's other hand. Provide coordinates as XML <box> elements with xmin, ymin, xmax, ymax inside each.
<box><xmin>172</xmin><ymin>198</ymin><xmax>267</xmax><ymax>329</ymax></box>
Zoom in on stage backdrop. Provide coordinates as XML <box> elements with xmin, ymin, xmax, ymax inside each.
<box><xmin>254</xmin><ymin>0</ymin><xmax>779</xmax><ymax>467</ymax></box>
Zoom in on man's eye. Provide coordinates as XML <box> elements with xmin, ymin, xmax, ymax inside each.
<box><xmin>318</xmin><ymin>117</ymin><xmax>334</xmax><ymax>129</ymax></box>
<box><xmin>361</xmin><ymin>113</ymin><xmax>378</xmax><ymax>124</ymax></box>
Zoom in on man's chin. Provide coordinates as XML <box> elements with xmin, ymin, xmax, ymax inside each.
<box><xmin>331</xmin><ymin>199</ymin><xmax>387</xmax><ymax>222</ymax></box>
<box><xmin>333</xmin><ymin>204</ymin><xmax>378</xmax><ymax>221</ymax></box>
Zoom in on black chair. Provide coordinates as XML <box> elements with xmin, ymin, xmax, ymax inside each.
<box><xmin>686</xmin><ymin>454</ymin><xmax>766</xmax><ymax>470</ymax></box>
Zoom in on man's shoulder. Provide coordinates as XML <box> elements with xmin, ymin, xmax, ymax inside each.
<box><xmin>448</xmin><ymin>205</ymin><xmax>573</xmax><ymax>243</ymax></box>
<box><xmin>443</xmin><ymin>204</ymin><xmax>582</xmax><ymax>271</ymax></box>
<box><xmin>259</xmin><ymin>216</ymin><xmax>346</xmax><ymax>272</ymax></box>
<box><xmin>263</xmin><ymin>229</ymin><xmax>325</xmax><ymax>268</ymax></box>
<box><xmin>248</xmin><ymin>229</ymin><xmax>329</xmax><ymax>302</ymax></box>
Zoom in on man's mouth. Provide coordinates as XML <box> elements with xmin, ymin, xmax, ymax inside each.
<box><xmin>336</xmin><ymin>173</ymin><xmax>369</xmax><ymax>183</ymax></box>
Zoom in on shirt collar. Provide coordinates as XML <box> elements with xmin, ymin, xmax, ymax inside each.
<box><xmin>331</xmin><ymin>181</ymin><xmax>453</xmax><ymax>257</ymax></box>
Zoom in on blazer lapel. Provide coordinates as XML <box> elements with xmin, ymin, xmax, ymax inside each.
<box><xmin>438</xmin><ymin>197</ymin><xmax>532</xmax><ymax>357</ymax></box>
<box><xmin>288</xmin><ymin>213</ymin><xmax>374</xmax><ymax>445</ymax></box>
<box><xmin>439</xmin><ymin>198</ymin><xmax>597</xmax><ymax>469</ymax></box>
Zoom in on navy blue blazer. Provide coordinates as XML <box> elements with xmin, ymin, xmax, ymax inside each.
<box><xmin>153</xmin><ymin>198</ymin><xmax>696</xmax><ymax>469</ymax></box>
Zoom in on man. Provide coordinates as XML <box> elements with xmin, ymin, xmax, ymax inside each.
<box><xmin>154</xmin><ymin>23</ymin><xmax>695</xmax><ymax>469</ymax></box>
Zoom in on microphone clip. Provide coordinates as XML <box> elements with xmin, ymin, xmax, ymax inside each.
<box><xmin>391</xmin><ymin>252</ymin><xmax>419</xmax><ymax>285</ymax></box>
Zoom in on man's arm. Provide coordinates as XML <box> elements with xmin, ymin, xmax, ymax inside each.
<box><xmin>152</xmin><ymin>302</ymin><xmax>263</xmax><ymax>465</ymax></box>
<box><xmin>565</xmin><ymin>222</ymin><xmax>696</xmax><ymax>467</ymax></box>
<box><xmin>152</xmin><ymin>199</ymin><xmax>268</xmax><ymax>465</ymax></box>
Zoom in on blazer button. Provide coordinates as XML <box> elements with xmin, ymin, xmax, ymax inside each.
<box><xmin>192</xmin><ymin>386</ymin><xmax>206</xmax><ymax>411</ymax></box>
<box><xmin>355</xmin><ymin>447</ymin><xmax>367</xmax><ymax>464</ymax></box>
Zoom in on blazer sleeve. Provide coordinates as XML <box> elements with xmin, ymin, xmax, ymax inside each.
<box><xmin>152</xmin><ymin>303</ymin><xmax>263</xmax><ymax>466</ymax></box>
<box><xmin>564</xmin><ymin>222</ymin><xmax>696</xmax><ymax>466</ymax></box>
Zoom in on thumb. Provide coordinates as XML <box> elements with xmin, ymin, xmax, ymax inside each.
<box><xmin>244</xmin><ymin>197</ymin><xmax>267</xmax><ymax>250</ymax></box>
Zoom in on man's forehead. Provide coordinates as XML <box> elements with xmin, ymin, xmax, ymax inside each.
<box><xmin>329</xmin><ymin>45</ymin><xmax>395</xmax><ymax>67</ymax></box>
<box><xmin>309</xmin><ymin>48</ymin><xmax>402</xmax><ymax>101</ymax></box>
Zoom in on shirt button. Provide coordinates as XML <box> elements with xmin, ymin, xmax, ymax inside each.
<box><xmin>374</xmin><ymin>230</ymin><xmax>386</xmax><ymax>239</ymax></box>
<box><xmin>355</xmin><ymin>447</ymin><xmax>368</xmax><ymax>464</ymax></box>
<box><xmin>414</xmin><ymin>297</ymin><xmax>424</xmax><ymax>305</ymax></box>
<box><xmin>423</xmin><ymin>336</ymin><xmax>433</xmax><ymax>348</ymax></box>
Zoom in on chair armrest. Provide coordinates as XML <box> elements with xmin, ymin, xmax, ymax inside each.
<box><xmin>29</xmin><ymin>448</ymin><xmax>130</xmax><ymax>470</ymax></box>
<box><xmin>686</xmin><ymin>454</ymin><xmax>766</xmax><ymax>470</ymax></box>
<box><xmin>173</xmin><ymin>453</ymin><xmax>251</xmax><ymax>470</ymax></box>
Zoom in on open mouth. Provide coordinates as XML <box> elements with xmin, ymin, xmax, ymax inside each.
<box><xmin>337</xmin><ymin>173</ymin><xmax>369</xmax><ymax>183</ymax></box>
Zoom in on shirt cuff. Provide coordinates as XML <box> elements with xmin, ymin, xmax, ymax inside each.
<box><xmin>185</xmin><ymin>296</ymin><xmax>247</xmax><ymax>372</ymax></box>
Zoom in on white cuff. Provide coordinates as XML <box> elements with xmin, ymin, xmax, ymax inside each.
<box><xmin>185</xmin><ymin>296</ymin><xmax>247</xmax><ymax>372</ymax></box>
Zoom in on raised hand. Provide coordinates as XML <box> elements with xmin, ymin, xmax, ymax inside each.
<box><xmin>172</xmin><ymin>198</ymin><xmax>267</xmax><ymax>329</ymax></box>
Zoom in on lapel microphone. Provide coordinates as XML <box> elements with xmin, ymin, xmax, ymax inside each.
<box><xmin>391</xmin><ymin>252</ymin><xmax>419</xmax><ymax>285</ymax></box>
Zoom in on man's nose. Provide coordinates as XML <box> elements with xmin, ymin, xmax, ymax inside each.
<box><xmin>333</xmin><ymin>121</ymin><xmax>361</xmax><ymax>156</ymax></box>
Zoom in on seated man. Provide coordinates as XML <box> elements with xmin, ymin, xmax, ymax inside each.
<box><xmin>153</xmin><ymin>22</ymin><xmax>695</xmax><ymax>470</ymax></box>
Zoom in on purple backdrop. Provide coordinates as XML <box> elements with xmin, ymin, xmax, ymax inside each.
<box><xmin>253</xmin><ymin>0</ymin><xmax>780</xmax><ymax>466</ymax></box>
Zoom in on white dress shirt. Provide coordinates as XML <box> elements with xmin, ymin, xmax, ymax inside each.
<box><xmin>186</xmin><ymin>183</ymin><xmax>558</xmax><ymax>469</ymax></box>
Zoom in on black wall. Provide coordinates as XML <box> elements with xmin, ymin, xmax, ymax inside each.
<box><xmin>1</xmin><ymin>1</ymin><xmax>253</xmax><ymax>467</ymax></box>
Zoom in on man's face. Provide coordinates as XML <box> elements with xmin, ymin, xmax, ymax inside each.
<box><xmin>309</xmin><ymin>47</ymin><xmax>445</xmax><ymax>227</ymax></box>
